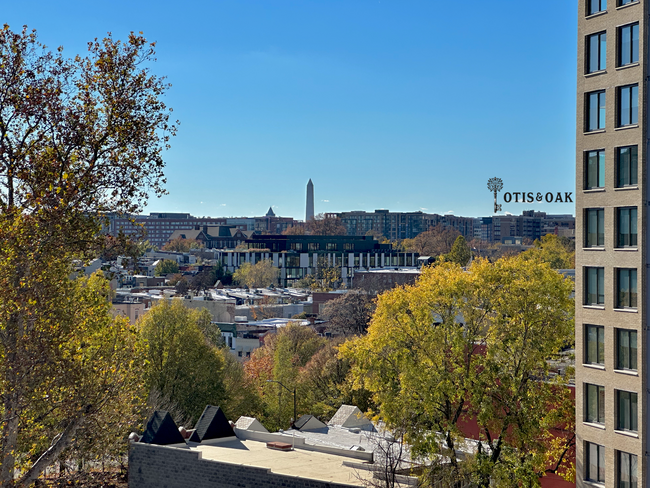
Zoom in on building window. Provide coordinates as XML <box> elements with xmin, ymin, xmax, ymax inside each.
<box><xmin>617</xmin><ymin>208</ymin><xmax>637</xmax><ymax>247</ymax></box>
<box><xmin>326</xmin><ymin>243</ymin><xmax>337</xmax><ymax>251</ymax></box>
<box><xmin>586</xmin><ymin>149</ymin><xmax>605</xmax><ymax>189</ymax></box>
<box><xmin>588</xmin><ymin>0</ymin><xmax>606</xmax><ymax>14</ymax></box>
<box><xmin>585</xmin><ymin>325</ymin><xmax>604</xmax><ymax>365</ymax></box>
<box><xmin>587</xmin><ymin>91</ymin><xmax>606</xmax><ymax>131</ymax></box>
<box><xmin>586</xmin><ymin>267</ymin><xmax>605</xmax><ymax>305</ymax></box>
<box><xmin>618</xmin><ymin>23</ymin><xmax>639</xmax><ymax>66</ymax></box>
<box><xmin>587</xmin><ymin>32</ymin><xmax>607</xmax><ymax>73</ymax></box>
<box><xmin>616</xmin><ymin>390</ymin><xmax>638</xmax><ymax>432</ymax></box>
<box><xmin>586</xmin><ymin>209</ymin><xmax>605</xmax><ymax>247</ymax></box>
<box><xmin>616</xmin><ymin>329</ymin><xmax>637</xmax><ymax>370</ymax></box>
<box><xmin>617</xmin><ymin>146</ymin><xmax>638</xmax><ymax>187</ymax></box>
<box><xmin>616</xmin><ymin>268</ymin><xmax>637</xmax><ymax>309</ymax></box>
<box><xmin>586</xmin><ymin>442</ymin><xmax>605</xmax><ymax>483</ymax></box>
<box><xmin>308</xmin><ymin>242</ymin><xmax>319</xmax><ymax>251</ymax></box>
<box><xmin>617</xmin><ymin>85</ymin><xmax>638</xmax><ymax>126</ymax></box>
<box><xmin>617</xmin><ymin>451</ymin><xmax>638</xmax><ymax>488</ymax></box>
<box><xmin>585</xmin><ymin>383</ymin><xmax>605</xmax><ymax>424</ymax></box>
<box><xmin>344</xmin><ymin>243</ymin><xmax>354</xmax><ymax>251</ymax></box>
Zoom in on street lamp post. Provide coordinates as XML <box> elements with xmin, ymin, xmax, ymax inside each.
<box><xmin>266</xmin><ymin>380</ymin><xmax>296</xmax><ymax>428</ymax></box>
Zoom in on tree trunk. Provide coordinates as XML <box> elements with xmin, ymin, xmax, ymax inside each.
<box><xmin>18</xmin><ymin>407</ymin><xmax>89</xmax><ymax>487</ymax></box>
<box><xmin>0</xmin><ymin>395</ymin><xmax>20</xmax><ymax>488</ymax></box>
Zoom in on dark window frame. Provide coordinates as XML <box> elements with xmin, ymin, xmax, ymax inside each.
<box><xmin>585</xmin><ymin>324</ymin><xmax>605</xmax><ymax>365</ymax></box>
<box><xmin>585</xmin><ymin>383</ymin><xmax>605</xmax><ymax>424</ymax></box>
<box><xmin>618</xmin><ymin>22</ymin><xmax>639</xmax><ymax>67</ymax></box>
<box><xmin>616</xmin><ymin>207</ymin><xmax>637</xmax><ymax>248</ymax></box>
<box><xmin>586</xmin><ymin>90</ymin><xmax>606</xmax><ymax>131</ymax></box>
<box><xmin>616</xmin><ymin>328</ymin><xmax>638</xmax><ymax>371</ymax></box>
<box><xmin>617</xmin><ymin>84</ymin><xmax>638</xmax><ymax>127</ymax></box>
<box><xmin>616</xmin><ymin>390</ymin><xmax>638</xmax><ymax>432</ymax></box>
<box><xmin>586</xmin><ymin>208</ymin><xmax>605</xmax><ymax>247</ymax></box>
<box><xmin>588</xmin><ymin>0</ymin><xmax>607</xmax><ymax>14</ymax></box>
<box><xmin>616</xmin><ymin>145</ymin><xmax>638</xmax><ymax>187</ymax></box>
<box><xmin>616</xmin><ymin>268</ymin><xmax>637</xmax><ymax>309</ymax></box>
<box><xmin>585</xmin><ymin>267</ymin><xmax>605</xmax><ymax>306</ymax></box>
<box><xmin>587</xmin><ymin>31</ymin><xmax>607</xmax><ymax>73</ymax></box>
<box><xmin>586</xmin><ymin>149</ymin><xmax>606</xmax><ymax>189</ymax></box>
<box><xmin>586</xmin><ymin>442</ymin><xmax>606</xmax><ymax>483</ymax></box>
<box><xmin>617</xmin><ymin>451</ymin><xmax>638</xmax><ymax>488</ymax></box>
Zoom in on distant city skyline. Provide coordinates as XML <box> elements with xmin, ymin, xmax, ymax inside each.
<box><xmin>5</xmin><ymin>1</ymin><xmax>577</xmax><ymax>219</ymax></box>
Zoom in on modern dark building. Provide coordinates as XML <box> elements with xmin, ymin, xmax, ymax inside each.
<box><xmin>216</xmin><ymin>235</ymin><xmax>418</xmax><ymax>287</ymax></box>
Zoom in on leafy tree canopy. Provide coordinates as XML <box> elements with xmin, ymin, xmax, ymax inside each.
<box><xmin>341</xmin><ymin>256</ymin><xmax>575</xmax><ymax>487</ymax></box>
<box><xmin>445</xmin><ymin>235</ymin><xmax>472</xmax><ymax>266</ymax></box>
<box><xmin>233</xmin><ymin>260</ymin><xmax>279</xmax><ymax>288</ymax></box>
<box><xmin>139</xmin><ymin>300</ymin><xmax>227</xmax><ymax>424</ymax></box>
<box><xmin>0</xmin><ymin>24</ymin><xmax>176</xmax><ymax>486</ymax></box>
<box><xmin>522</xmin><ymin>234</ymin><xmax>575</xmax><ymax>269</ymax></box>
<box><xmin>154</xmin><ymin>259</ymin><xmax>180</xmax><ymax>276</ymax></box>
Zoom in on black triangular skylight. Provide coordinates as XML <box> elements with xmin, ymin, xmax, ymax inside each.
<box><xmin>189</xmin><ymin>405</ymin><xmax>235</xmax><ymax>442</ymax></box>
<box><xmin>140</xmin><ymin>411</ymin><xmax>185</xmax><ymax>445</ymax></box>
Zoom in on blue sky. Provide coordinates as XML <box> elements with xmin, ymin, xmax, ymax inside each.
<box><xmin>6</xmin><ymin>1</ymin><xmax>577</xmax><ymax>219</ymax></box>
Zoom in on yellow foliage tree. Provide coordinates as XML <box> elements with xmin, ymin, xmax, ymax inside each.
<box><xmin>340</xmin><ymin>255</ymin><xmax>575</xmax><ymax>487</ymax></box>
<box><xmin>233</xmin><ymin>260</ymin><xmax>279</xmax><ymax>288</ymax></box>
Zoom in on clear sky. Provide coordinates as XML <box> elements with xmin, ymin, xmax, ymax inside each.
<box><xmin>5</xmin><ymin>1</ymin><xmax>577</xmax><ymax>220</ymax></box>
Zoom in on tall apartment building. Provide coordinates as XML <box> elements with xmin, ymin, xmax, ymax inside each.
<box><xmin>107</xmin><ymin>212</ymin><xmax>297</xmax><ymax>248</ymax></box>
<box><xmin>332</xmin><ymin>209</ymin><xmax>477</xmax><ymax>241</ymax></box>
<box><xmin>576</xmin><ymin>1</ymin><xmax>644</xmax><ymax>486</ymax></box>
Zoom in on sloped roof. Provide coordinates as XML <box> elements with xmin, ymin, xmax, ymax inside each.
<box><xmin>235</xmin><ymin>416</ymin><xmax>269</xmax><ymax>433</ymax></box>
<box><xmin>140</xmin><ymin>411</ymin><xmax>186</xmax><ymax>445</ymax></box>
<box><xmin>294</xmin><ymin>415</ymin><xmax>327</xmax><ymax>431</ymax></box>
<box><xmin>189</xmin><ymin>405</ymin><xmax>235</xmax><ymax>442</ymax></box>
<box><xmin>169</xmin><ymin>229</ymin><xmax>203</xmax><ymax>241</ymax></box>
<box><xmin>266</xmin><ymin>207</ymin><xmax>276</xmax><ymax>217</ymax></box>
<box><xmin>328</xmin><ymin>405</ymin><xmax>373</xmax><ymax>430</ymax></box>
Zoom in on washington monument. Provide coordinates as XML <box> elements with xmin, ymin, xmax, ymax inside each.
<box><xmin>306</xmin><ymin>179</ymin><xmax>314</xmax><ymax>221</ymax></box>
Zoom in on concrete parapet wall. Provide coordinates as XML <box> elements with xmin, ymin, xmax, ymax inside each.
<box><xmin>128</xmin><ymin>442</ymin><xmax>359</xmax><ymax>488</ymax></box>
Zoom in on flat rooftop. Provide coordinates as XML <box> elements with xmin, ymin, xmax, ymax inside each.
<box><xmin>191</xmin><ymin>437</ymin><xmax>372</xmax><ymax>486</ymax></box>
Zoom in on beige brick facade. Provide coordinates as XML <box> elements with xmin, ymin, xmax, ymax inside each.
<box><xmin>576</xmin><ymin>0</ymin><xmax>647</xmax><ymax>486</ymax></box>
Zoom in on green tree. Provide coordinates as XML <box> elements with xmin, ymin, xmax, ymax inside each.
<box><xmin>0</xmin><ymin>268</ymin><xmax>147</xmax><ymax>486</ymax></box>
<box><xmin>341</xmin><ymin>256</ymin><xmax>575</xmax><ymax>487</ymax></box>
<box><xmin>0</xmin><ymin>25</ymin><xmax>175</xmax><ymax>486</ymax></box>
<box><xmin>523</xmin><ymin>234</ymin><xmax>575</xmax><ymax>269</ymax></box>
<box><xmin>155</xmin><ymin>259</ymin><xmax>180</xmax><ymax>276</ymax></box>
<box><xmin>139</xmin><ymin>300</ymin><xmax>227</xmax><ymax>424</ymax></box>
<box><xmin>300</xmin><ymin>339</ymin><xmax>374</xmax><ymax>421</ymax></box>
<box><xmin>445</xmin><ymin>235</ymin><xmax>472</xmax><ymax>266</ymax></box>
<box><xmin>221</xmin><ymin>352</ymin><xmax>265</xmax><ymax>421</ymax></box>
<box><xmin>233</xmin><ymin>260</ymin><xmax>279</xmax><ymax>288</ymax></box>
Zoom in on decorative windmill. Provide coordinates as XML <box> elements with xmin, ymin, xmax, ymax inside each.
<box><xmin>487</xmin><ymin>177</ymin><xmax>503</xmax><ymax>214</ymax></box>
